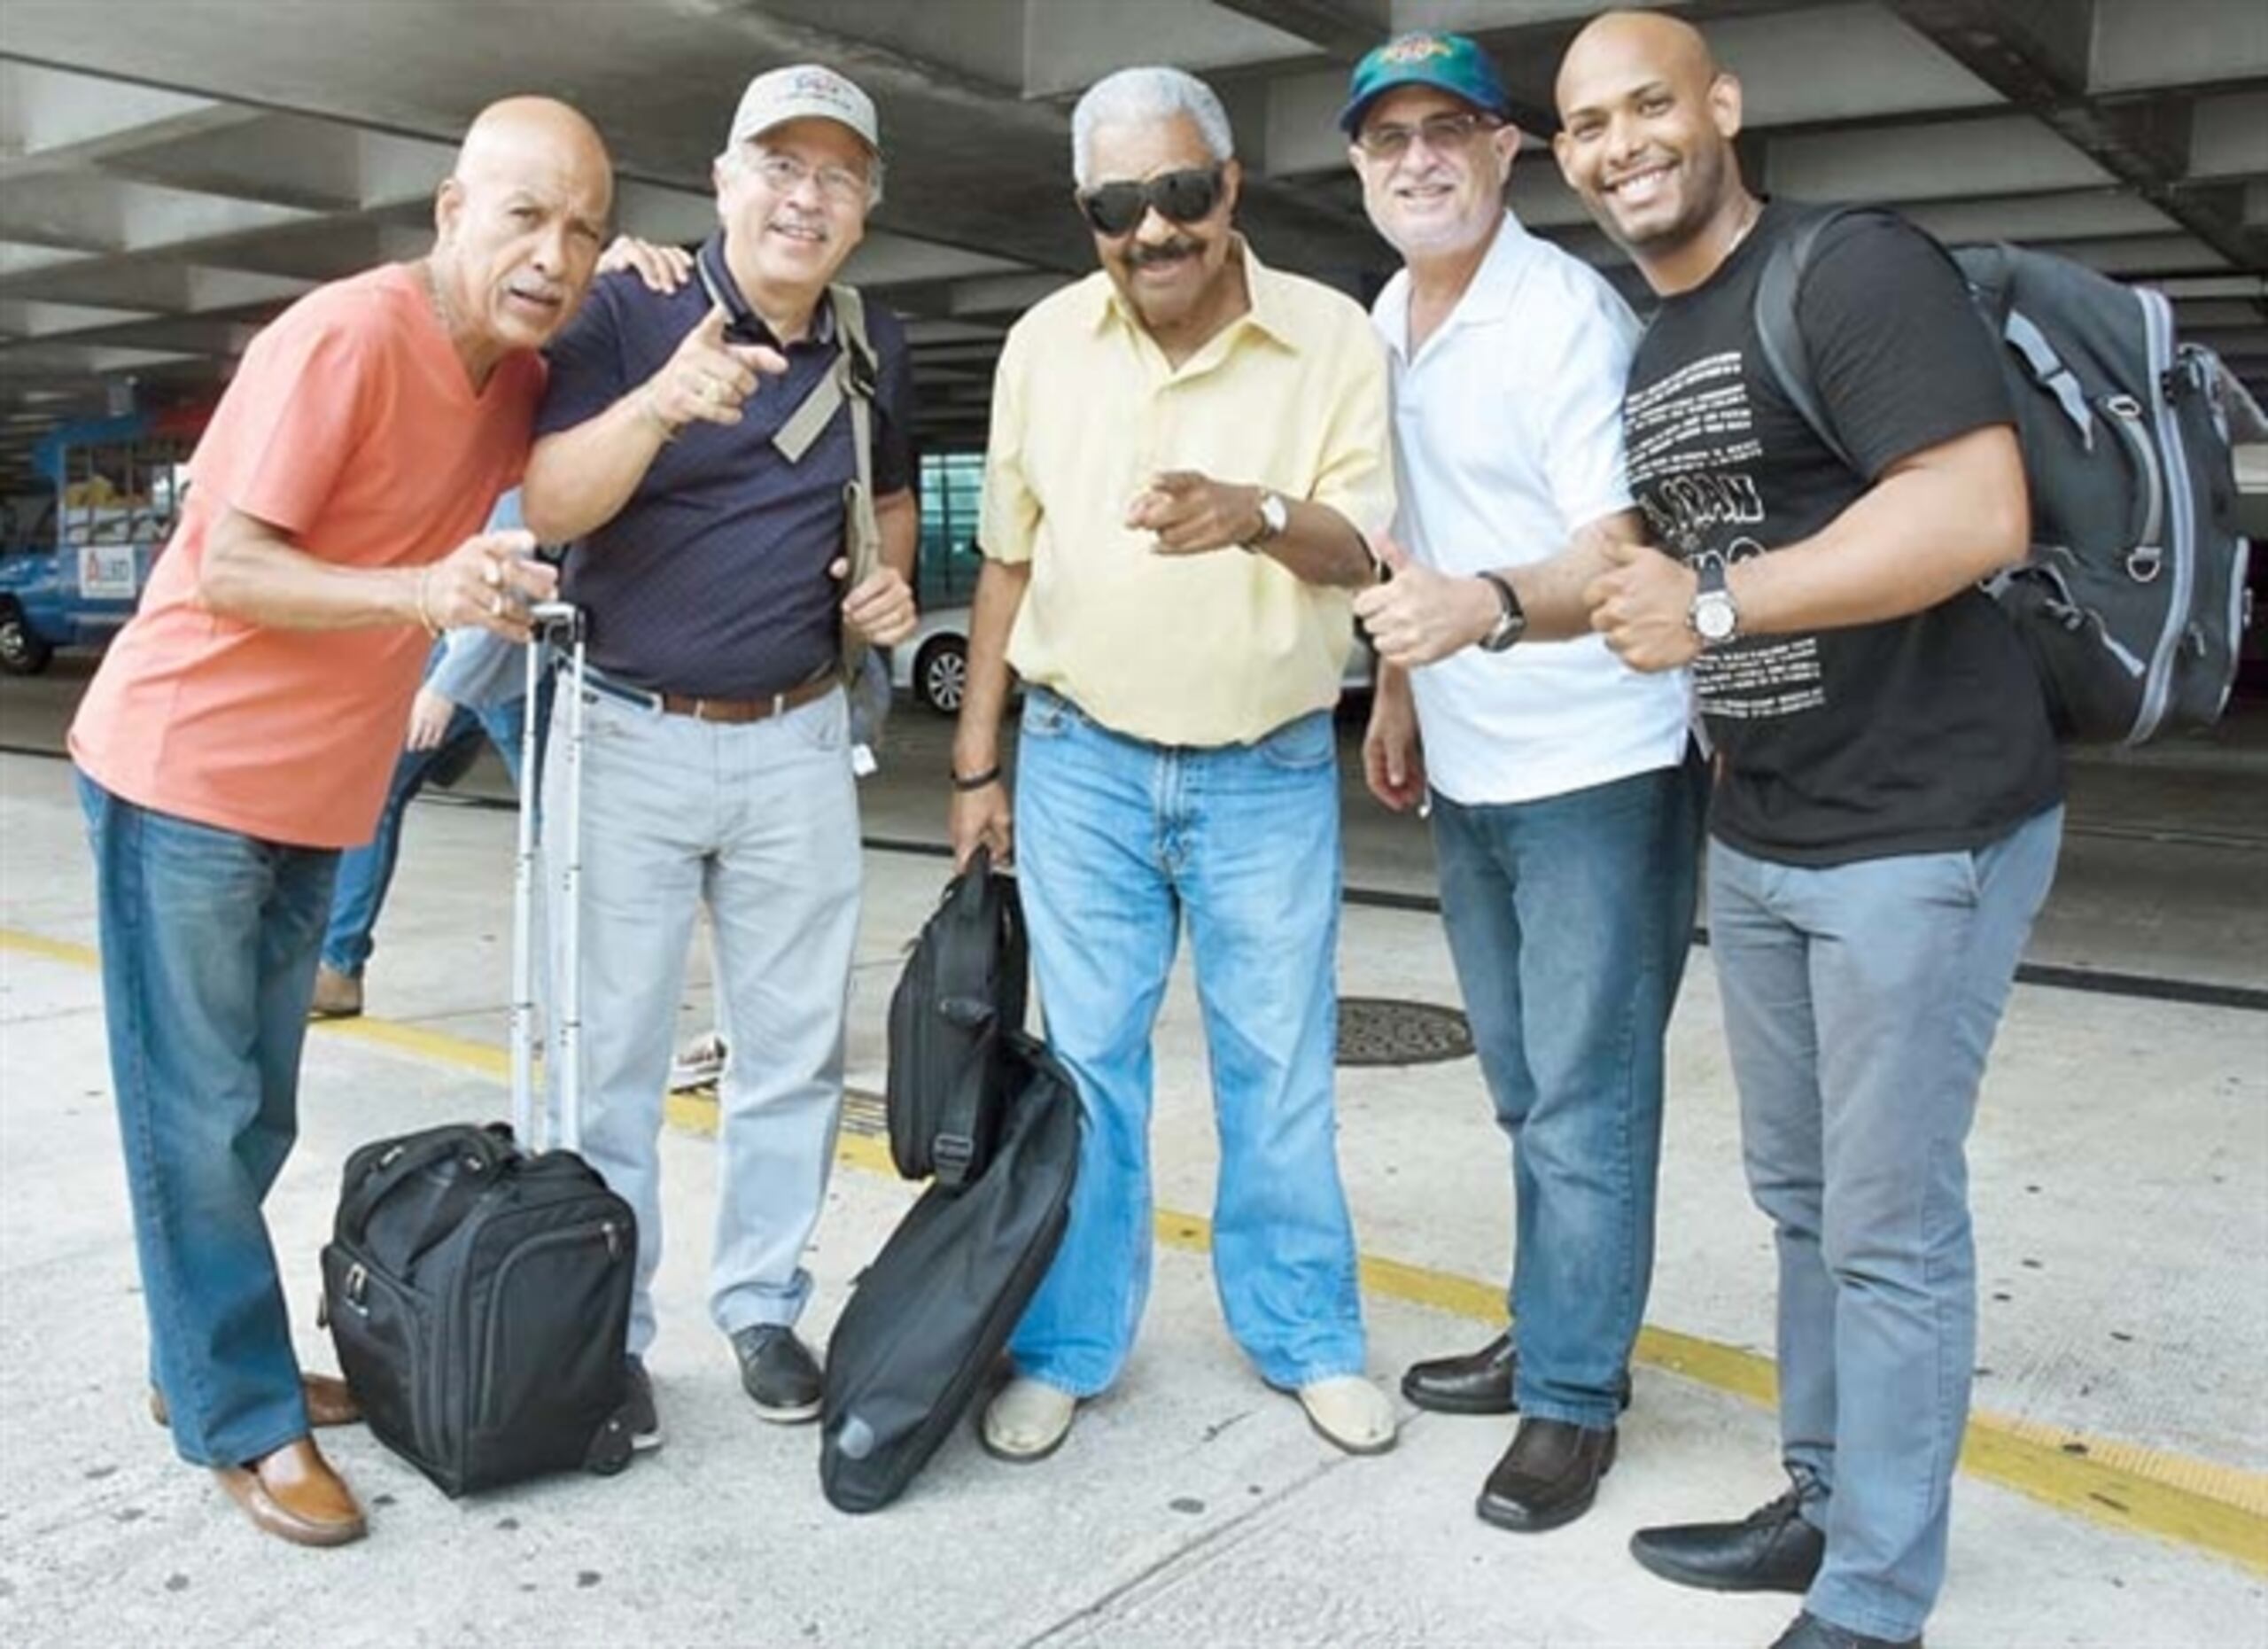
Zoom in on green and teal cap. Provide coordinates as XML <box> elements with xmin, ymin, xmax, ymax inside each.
<box><xmin>1339</xmin><ymin>31</ymin><xmax>1513</xmax><ymax>135</ymax></box>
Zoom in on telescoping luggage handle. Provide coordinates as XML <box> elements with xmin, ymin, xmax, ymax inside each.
<box><xmin>510</xmin><ymin>601</ymin><xmax>587</xmax><ymax>1155</ymax></box>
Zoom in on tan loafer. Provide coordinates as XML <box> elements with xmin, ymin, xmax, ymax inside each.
<box><xmin>212</xmin><ymin>1436</ymin><xmax>366</xmax><ymax>1548</ymax></box>
<box><xmin>151</xmin><ymin>1373</ymin><xmax>361</xmax><ymax>1430</ymax></box>
<box><xmin>309</xmin><ymin>965</ymin><xmax>362</xmax><ymax>1019</ymax></box>
<box><xmin>979</xmin><ymin>1377</ymin><xmax>1077</xmax><ymax>1463</ymax></box>
<box><xmin>1293</xmin><ymin>1375</ymin><xmax>1399</xmax><ymax>1456</ymax></box>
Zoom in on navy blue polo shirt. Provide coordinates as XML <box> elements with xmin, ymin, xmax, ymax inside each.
<box><xmin>535</xmin><ymin>235</ymin><xmax>913</xmax><ymax>699</ymax></box>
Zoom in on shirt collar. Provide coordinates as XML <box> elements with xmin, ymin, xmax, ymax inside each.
<box><xmin>697</xmin><ymin>233</ymin><xmax>835</xmax><ymax>348</ymax></box>
<box><xmin>1378</xmin><ymin>211</ymin><xmax>1534</xmax><ymax>359</ymax></box>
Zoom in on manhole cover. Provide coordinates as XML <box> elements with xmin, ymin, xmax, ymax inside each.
<box><xmin>1337</xmin><ymin>997</ymin><xmax>1473</xmax><ymax>1068</ymax></box>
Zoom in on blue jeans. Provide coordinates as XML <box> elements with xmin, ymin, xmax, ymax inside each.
<box><xmin>1711</xmin><ymin>806</ymin><xmax>2062</xmax><ymax>1642</ymax></box>
<box><xmin>1428</xmin><ymin>752</ymin><xmax>1705</xmax><ymax>1428</ymax></box>
<box><xmin>75</xmin><ymin>771</ymin><xmax>339</xmax><ymax>1467</ymax></box>
<box><xmin>320</xmin><ymin>695</ymin><xmax>529</xmax><ymax>977</ymax></box>
<box><xmin>1008</xmin><ymin>688</ymin><xmax>1365</xmax><ymax>1396</ymax></box>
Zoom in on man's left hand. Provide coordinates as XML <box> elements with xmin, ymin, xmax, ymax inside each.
<box><xmin>1586</xmin><ymin>536</ymin><xmax>1702</xmax><ymax>673</ymax></box>
<box><xmin>1127</xmin><ymin>471</ymin><xmax>1262</xmax><ymax>556</ymax></box>
<box><xmin>834</xmin><ymin>560</ymin><xmax>918</xmax><ymax>647</ymax></box>
<box><xmin>598</xmin><ymin>236</ymin><xmax>694</xmax><ymax>294</ymax></box>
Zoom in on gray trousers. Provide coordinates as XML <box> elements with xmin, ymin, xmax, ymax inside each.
<box><xmin>1708</xmin><ymin>805</ymin><xmax>2062</xmax><ymax>1642</ymax></box>
<box><xmin>545</xmin><ymin>682</ymin><xmax>858</xmax><ymax>1358</ymax></box>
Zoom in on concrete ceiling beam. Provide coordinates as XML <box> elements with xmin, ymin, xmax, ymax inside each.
<box><xmin>1766</xmin><ymin>113</ymin><xmax>2110</xmax><ymax>202</ymax></box>
<box><xmin>2190</xmin><ymin>94</ymin><xmax>2268</xmax><ymax>182</ymax></box>
<box><xmin>2089</xmin><ymin>0</ymin><xmax>2268</xmax><ymax>94</ymax></box>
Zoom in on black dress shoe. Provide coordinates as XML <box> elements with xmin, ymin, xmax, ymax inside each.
<box><xmin>1403</xmin><ymin>1331</ymin><xmax>1517</xmax><ymax>1414</ymax></box>
<box><xmin>1402</xmin><ymin>1332</ymin><xmax>1637</xmax><ymax>1417</ymax></box>
<box><xmin>732</xmin><ymin>1325</ymin><xmax>823</xmax><ymax>1423</ymax></box>
<box><xmin>1769</xmin><ymin>1610</ymin><xmax>1920</xmax><ymax>1649</ymax></box>
<box><xmin>1475</xmin><ymin>1417</ymin><xmax>1616</xmax><ymax>1533</ymax></box>
<box><xmin>1630</xmin><ymin>1481</ymin><xmax>1826</xmax><ymax>1594</ymax></box>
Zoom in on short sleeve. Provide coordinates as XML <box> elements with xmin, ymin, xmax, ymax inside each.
<box><xmin>1306</xmin><ymin>315</ymin><xmax>1395</xmax><ymax>540</ymax></box>
<box><xmin>191</xmin><ymin>303</ymin><xmax>380</xmax><ymax>545</ymax></box>
<box><xmin>535</xmin><ymin>276</ymin><xmax>628</xmax><ymax>438</ymax></box>
<box><xmin>980</xmin><ymin>329</ymin><xmax>1040</xmax><ymax>564</ymax></box>
<box><xmin>1537</xmin><ymin>275</ymin><xmax>1640</xmax><ymax>529</ymax></box>
<box><xmin>1799</xmin><ymin>216</ymin><xmax>2012</xmax><ymax>481</ymax></box>
<box><xmin>869</xmin><ymin>304</ymin><xmax>916</xmax><ymax>496</ymax></box>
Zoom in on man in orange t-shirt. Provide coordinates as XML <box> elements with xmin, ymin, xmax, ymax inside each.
<box><xmin>66</xmin><ymin>97</ymin><xmax>612</xmax><ymax>1550</ymax></box>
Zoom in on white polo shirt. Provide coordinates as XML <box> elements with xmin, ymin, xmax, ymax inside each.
<box><xmin>1375</xmin><ymin>212</ymin><xmax>1691</xmax><ymax>806</ymax></box>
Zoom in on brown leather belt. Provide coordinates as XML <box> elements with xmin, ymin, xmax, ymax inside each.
<box><xmin>656</xmin><ymin>675</ymin><xmax>835</xmax><ymax>724</ymax></box>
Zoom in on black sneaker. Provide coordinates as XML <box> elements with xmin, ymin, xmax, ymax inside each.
<box><xmin>617</xmin><ymin>1355</ymin><xmax>663</xmax><ymax>1452</ymax></box>
<box><xmin>731</xmin><ymin>1325</ymin><xmax>823</xmax><ymax>1424</ymax></box>
<box><xmin>1769</xmin><ymin>1611</ymin><xmax>1920</xmax><ymax>1649</ymax></box>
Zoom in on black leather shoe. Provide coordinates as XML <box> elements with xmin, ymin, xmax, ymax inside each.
<box><xmin>1402</xmin><ymin>1332</ymin><xmax>1636</xmax><ymax>1417</ymax></box>
<box><xmin>1769</xmin><ymin>1610</ymin><xmax>1920</xmax><ymax>1649</ymax></box>
<box><xmin>1403</xmin><ymin>1331</ymin><xmax>1517</xmax><ymax>1414</ymax></box>
<box><xmin>732</xmin><ymin>1325</ymin><xmax>823</xmax><ymax>1423</ymax></box>
<box><xmin>1475</xmin><ymin>1418</ymin><xmax>1616</xmax><ymax>1533</ymax></box>
<box><xmin>1630</xmin><ymin>1481</ymin><xmax>1826</xmax><ymax>1594</ymax></box>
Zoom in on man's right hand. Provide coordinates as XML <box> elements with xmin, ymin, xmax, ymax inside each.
<box><xmin>950</xmin><ymin>781</ymin><xmax>1013</xmax><ymax>871</ymax></box>
<box><xmin>1362</xmin><ymin>674</ymin><xmax>1427</xmax><ymax>813</ymax></box>
<box><xmin>404</xmin><ymin>685</ymin><xmax>457</xmax><ymax>752</ymax></box>
<box><xmin>421</xmin><ymin>530</ymin><xmax>555</xmax><ymax>643</ymax></box>
<box><xmin>640</xmin><ymin>305</ymin><xmax>789</xmax><ymax>437</ymax></box>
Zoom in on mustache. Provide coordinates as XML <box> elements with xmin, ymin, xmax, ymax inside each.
<box><xmin>1125</xmin><ymin>239</ymin><xmax>1202</xmax><ymax>268</ymax></box>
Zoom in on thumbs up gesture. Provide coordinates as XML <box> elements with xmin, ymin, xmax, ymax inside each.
<box><xmin>639</xmin><ymin>304</ymin><xmax>790</xmax><ymax>437</ymax></box>
<box><xmin>1350</xmin><ymin>532</ymin><xmax>1500</xmax><ymax>667</ymax></box>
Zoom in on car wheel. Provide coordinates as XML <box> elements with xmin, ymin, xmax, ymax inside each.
<box><xmin>0</xmin><ymin>607</ymin><xmax>52</xmax><ymax>676</ymax></box>
<box><xmin>914</xmin><ymin>635</ymin><xmax>968</xmax><ymax>714</ymax></box>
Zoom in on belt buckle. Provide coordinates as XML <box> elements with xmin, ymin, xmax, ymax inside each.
<box><xmin>689</xmin><ymin>697</ymin><xmax>713</xmax><ymax>722</ymax></box>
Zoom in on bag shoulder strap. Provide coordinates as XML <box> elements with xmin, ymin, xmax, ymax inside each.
<box><xmin>1751</xmin><ymin>204</ymin><xmax>1873</xmax><ymax>477</ymax></box>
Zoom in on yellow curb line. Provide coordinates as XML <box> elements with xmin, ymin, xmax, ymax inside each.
<box><xmin>8</xmin><ymin>925</ymin><xmax>2264</xmax><ymax>1574</ymax></box>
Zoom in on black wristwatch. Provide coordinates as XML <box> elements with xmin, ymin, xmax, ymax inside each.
<box><xmin>1689</xmin><ymin>558</ymin><xmax>1740</xmax><ymax>648</ymax></box>
<box><xmin>1478</xmin><ymin>572</ymin><xmax>1526</xmax><ymax>653</ymax></box>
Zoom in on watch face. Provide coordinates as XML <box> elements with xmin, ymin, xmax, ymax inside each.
<box><xmin>1694</xmin><ymin>594</ymin><xmax>1738</xmax><ymax>643</ymax></box>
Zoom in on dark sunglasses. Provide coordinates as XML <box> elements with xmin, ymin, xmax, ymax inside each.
<box><xmin>1076</xmin><ymin>167</ymin><xmax>1225</xmax><ymax>237</ymax></box>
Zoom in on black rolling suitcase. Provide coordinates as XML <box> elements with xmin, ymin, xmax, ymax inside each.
<box><xmin>819</xmin><ymin>1031</ymin><xmax>1081</xmax><ymax>1513</ymax></box>
<box><xmin>321</xmin><ymin>603</ymin><xmax>637</xmax><ymax>1497</ymax></box>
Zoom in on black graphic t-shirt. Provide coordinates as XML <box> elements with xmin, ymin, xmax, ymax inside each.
<box><xmin>1625</xmin><ymin>201</ymin><xmax>2061</xmax><ymax>867</ymax></box>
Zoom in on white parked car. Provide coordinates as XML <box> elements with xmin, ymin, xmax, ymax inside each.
<box><xmin>889</xmin><ymin>605</ymin><xmax>1377</xmax><ymax>716</ymax></box>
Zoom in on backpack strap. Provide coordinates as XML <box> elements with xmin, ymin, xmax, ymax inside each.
<box><xmin>1751</xmin><ymin>205</ymin><xmax>1869</xmax><ymax>478</ymax></box>
<box><xmin>765</xmin><ymin>284</ymin><xmax>883</xmax><ymax>681</ymax></box>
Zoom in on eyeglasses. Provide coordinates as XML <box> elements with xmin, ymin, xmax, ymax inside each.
<box><xmin>1355</xmin><ymin>111</ymin><xmax>1500</xmax><ymax>162</ymax></box>
<box><xmin>1076</xmin><ymin>167</ymin><xmax>1225</xmax><ymax>237</ymax></box>
<box><xmin>744</xmin><ymin>149</ymin><xmax>870</xmax><ymax>206</ymax></box>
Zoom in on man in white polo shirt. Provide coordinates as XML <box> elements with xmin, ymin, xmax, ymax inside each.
<box><xmin>1345</xmin><ymin>31</ymin><xmax>1703</xmax><ymax>1535</ymax></box>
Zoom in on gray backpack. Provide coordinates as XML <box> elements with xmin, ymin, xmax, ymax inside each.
<box><xmin>1755</xmin><ymin>206</ymin><xmax>2253</xmax><ymax>746</ymax></box>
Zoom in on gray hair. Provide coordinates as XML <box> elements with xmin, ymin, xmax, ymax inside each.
<box><xmin>1070</xmin><ymin>67</ymin><xmax>1235</xmax><ymax>189</ymax></box>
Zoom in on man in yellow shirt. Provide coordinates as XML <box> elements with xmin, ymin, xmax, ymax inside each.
<box><xmin>949</xmin><ymin>65</ymin><xmax>1397</xmax><ymax>1463</ymax></box>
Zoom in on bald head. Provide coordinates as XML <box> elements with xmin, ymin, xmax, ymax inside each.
<box><xmin>1550</xmin><ymin>7</ymin><xmax>1751</xmax><ymax>292</ymax></box>
<box><xmin>1556</xmin><ymin>9</ymin><xmax>1720</xmax><ymax>114</ymax></box>
<box><xmin>431</xmin><ymin>97</ymin><xmax>614</xmax><ymax>371</ymax></box>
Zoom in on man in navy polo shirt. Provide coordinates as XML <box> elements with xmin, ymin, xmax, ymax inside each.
<box><xmin>521</xmin><ymin>64</ymin><xmax>918</xmax><ymax>1449</ymax></box>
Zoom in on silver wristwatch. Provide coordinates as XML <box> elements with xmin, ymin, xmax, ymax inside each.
<box><xmin>1689</xmin><ymin>558</ymin><xmax>1740</xmax><ymax>648</ymax></box>
<box><xmin>1245</xmin><ymin>489</ymin><xmax>1290</xmax><ymax>551</ymax></box>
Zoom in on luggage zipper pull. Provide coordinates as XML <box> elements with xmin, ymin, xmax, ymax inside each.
<box><xmin>345</xmin><ymin>1262</ymin><xmax>369</xmax><ymax>1315</ymax></box>
<box><xmin>602</xmin><ymin>1220</ymin><xmax>622</xmax><ymax>1260</ymax></box>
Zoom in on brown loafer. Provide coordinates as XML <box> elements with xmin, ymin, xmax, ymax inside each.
<box><xmin>212</xmin><ymin>1436</ymin><xmax>366</xmax><ymax>1547</ymax></box>
<box><xmin>151</xmin><ymin>1373</ymin><xmax>362</xmax><ymax>1430</ymax></box>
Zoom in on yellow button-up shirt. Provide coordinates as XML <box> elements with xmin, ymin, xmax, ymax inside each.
<box><xmin>981</xmin><ymin>242</ymin><xmax>1394</xmax><ymax>748</ymax></box>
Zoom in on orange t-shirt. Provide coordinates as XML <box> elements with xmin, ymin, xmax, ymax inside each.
<box><xmin>70</xmin><ymin>265</ymin><xmax>544</xmax><ymax>849</ymax></box>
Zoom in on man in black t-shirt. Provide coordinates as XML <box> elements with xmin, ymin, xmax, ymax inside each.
<box><xmin>1552</xmin><ymin>13</ymin><xmax>2063</xmax><ymax>1649</ymax></box>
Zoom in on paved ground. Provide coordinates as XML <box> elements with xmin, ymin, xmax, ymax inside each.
<box><xmin>2</xmin><ymin>664</ymin><xmax>2264</xmax><ymax>1647</ymax></box>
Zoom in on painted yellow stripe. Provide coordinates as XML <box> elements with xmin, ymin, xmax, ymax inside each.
<box><xmin>8</xmin><ymin>924</ymin><xmax>2264</xmax><ymax>1574</ymax></box>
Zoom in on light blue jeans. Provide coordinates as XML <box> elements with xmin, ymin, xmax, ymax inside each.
<box><xmin>1429</xmin><ymin>751</ymin><xmax>1705</xmax><ymax>1428</ymax></box>
<box><xmin>75</xmin><ymin>770</ymin><xmax>338</xmax><ymax>1467</ymax></box>
<box><xmin>545</xmin><ymin>681</ymin><xmax>858</xmax><ymax>1358</ymax></box>
<box><xmin>1711</xmin><ymin>805</ymin><xmax>2062</xmax><ymax>1642</ymax></box>
<box><xmin>1007</xmin><ymin>688</ymin><xmax>1365</xmax><ymax>1395</ymax></box>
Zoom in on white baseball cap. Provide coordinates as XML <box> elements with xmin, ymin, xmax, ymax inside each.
<box><xmin>726</xmin><ymin>65</ymin><xmax>882</xmax><ymax>156</ymax></box>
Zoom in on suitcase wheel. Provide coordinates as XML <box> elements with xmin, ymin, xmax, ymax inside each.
<box><xmin>583</xmin><ymin>1415</ymin><xmax>633</xmax><ymax>1477</ymax></box>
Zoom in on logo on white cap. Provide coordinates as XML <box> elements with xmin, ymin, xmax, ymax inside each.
<box><xmin>727</xmin><ymin>64</ymin><xmax>881</xmax><ymax>155</ymax></box>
